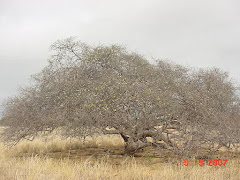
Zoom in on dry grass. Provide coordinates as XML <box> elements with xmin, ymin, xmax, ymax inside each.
<box><xmin>5</xmin><ymin>134</ymin><xmax>124</xmax><ymax>156</ymax></box>
<box><xmin>0</xmin><ymin>135</ymin><xmax>239</xmax><ymax>180</ymax></box>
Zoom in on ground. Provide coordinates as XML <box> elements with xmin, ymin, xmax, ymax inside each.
<box><xmin>0</xmin><ymin>131</ymin><xmax>239</xmax><ymax>180</ymax></box>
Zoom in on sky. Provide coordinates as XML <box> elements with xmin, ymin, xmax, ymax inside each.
<box><xmin>1</xmin><ymin>0</ymin><xmax>240</xmax><ymax>114</ymax></box>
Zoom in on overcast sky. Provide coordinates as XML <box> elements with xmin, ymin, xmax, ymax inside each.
<box><xmin>1</xmin><ymin>0</ymin><xmax>240</xmax><ymax>111</ymax></box>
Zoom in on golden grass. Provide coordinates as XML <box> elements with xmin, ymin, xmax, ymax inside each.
<box><xmin>0</xmin><ymin>135</ymin><xmax>239</xmax><ymax>180</ymax></box>
<box><xmin>5</xmin><ymin>134</ymin><xmax>124</xmax><ymax>156</ymax></box>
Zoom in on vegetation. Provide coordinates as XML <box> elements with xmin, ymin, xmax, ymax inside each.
<box><xmin>1</xmin><ymin>37</ymin><xmax>240</xmax><ymax>158</ymax></box>
<box><xmin>0</xmin><ymin>139</ymin><xmax>240</xmax><ymax>180</ymax></box>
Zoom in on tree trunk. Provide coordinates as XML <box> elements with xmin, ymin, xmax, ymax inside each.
<box><xmin>123</xmin><ymin>137</ymin><xmax>146</xmax><ymax>155</ymax></box>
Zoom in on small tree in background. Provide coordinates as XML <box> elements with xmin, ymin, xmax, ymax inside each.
<box><xmin>1</xmin><ymin>37</ymin><xmax>240</xmax><ymax>157</ymax></box>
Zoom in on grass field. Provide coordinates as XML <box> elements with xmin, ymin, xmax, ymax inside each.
<box><xmin>0</xmin><ymin>133</ymin><xmax>239</xmax><ymax>180</ymax></box>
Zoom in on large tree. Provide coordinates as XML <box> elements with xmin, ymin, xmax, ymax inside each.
<box><xmin>2</xmin><ymin>37</ymin><xmax>240</xmax><ymax>157</ymax></box>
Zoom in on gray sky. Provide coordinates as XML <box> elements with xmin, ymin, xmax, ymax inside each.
<box><xmin>1</xmin><ymin>0</ymin><xmax>240</xmax><ymax>110</ymax></box>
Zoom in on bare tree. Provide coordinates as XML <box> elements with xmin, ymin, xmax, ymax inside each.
<box><xmin>1</xmin><ymin>37</ymin><xmax>240</xmax><ymax>157</ymax></box>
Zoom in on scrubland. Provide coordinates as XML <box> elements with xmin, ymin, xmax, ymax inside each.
<box><xmin>0</xmin><ymin>133</ymin><xmax>239</xmax><ymax>180</ymax></box>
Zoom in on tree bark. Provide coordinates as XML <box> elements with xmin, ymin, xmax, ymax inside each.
<box><xmin>123</xmin><ymin>137</ymin><xmax>149</xmax><ymax>155</ymax></box>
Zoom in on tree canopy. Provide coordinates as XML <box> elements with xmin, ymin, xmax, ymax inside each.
<box><xmin>2</xmin><ymin>37</ymin><xmax>240</xmax><ymax>157</ymax></box>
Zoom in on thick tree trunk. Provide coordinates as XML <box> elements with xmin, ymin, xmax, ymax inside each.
<box><xmin>124</xmin><ymin>142</ymin><xmax>138</xmax><ymax>155</ymax></box>
<box><xmin>123</xmin><ymin>137</ymin><xmax>147</xmax><ymax>155</ymax></box>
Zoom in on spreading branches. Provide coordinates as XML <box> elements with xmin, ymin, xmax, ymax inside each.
<box><xmin>1</xmin><ymin>37</ymin><xmax>240</xmax><ymax>157</ymax></box>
